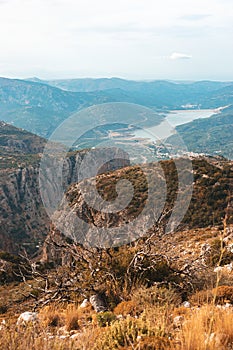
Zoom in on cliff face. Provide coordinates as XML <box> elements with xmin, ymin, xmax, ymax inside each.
<box><xmin>0</xmin><ymin>166</ymin><xmax>49</xmax><ymax>254</ymax></box>
<box><xmin>0</xmin><ymin>146</ymin><xmax>130</xmax><ymax>255</ymax></box>
<box><xmin>0</xmin><ymin>123</ymin><xmax>46</xmax><ymax>254</ymax></box>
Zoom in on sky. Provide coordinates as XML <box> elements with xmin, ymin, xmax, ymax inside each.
<box><xmin>0</xmin><ymin>0</ymin><xmax>233</xmax><ymax>80</ymax></box>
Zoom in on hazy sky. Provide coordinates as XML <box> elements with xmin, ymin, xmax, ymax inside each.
<box><xmin>0</xmin><ymin>0</ymin><xmax>233</xmax><ymax>80</ymax></box>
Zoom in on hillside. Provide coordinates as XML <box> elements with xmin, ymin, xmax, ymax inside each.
<box><xmin>0</xmin><ymin>123</ymin><xmax>47</xmax><ymax>253</ymax></box>
<box><xmin>1</xmin><ymin>137</ymin><xmax>232</xmax><ymax>256</ymax></box>
<box><xmin>168</xmin><ymin>105</ymin><xmax>233</xmax><ymax>159</ymax></box>
<box><xmin>0</xmin><ymin>109</ymin><xmax>232</xmax><ymax>350</ymax></box>
<box><xmin>0</xmin><ymin>121</ymin><xmax>45</xmax><ymax>156</ymax></box>
<box><xmin>48</xmin><ymin>157</ymin><xmax>232</xmax><ymax>250</ymax></box>
<box><xmin>0</xmin><ymin>77</ymin><xmax>114</xmax><ymax>138</ymax></box>
<box><xmin>0</xmin><ymin>123</ymin><xmax>132</xmax><ymax>254</ymax></box>
<box><xmin>0</xmin><ymin>121</ymin><xmax>46</xmax><ymax>171</ymax></box>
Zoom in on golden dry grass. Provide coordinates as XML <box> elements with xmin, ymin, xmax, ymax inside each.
<box><xmin>177</xmin><ymin>305</ymin><xmax>233</xmax><ymax>350</ymax></box>
<box><xmin>1</xmin><ymin>300</ymin><xmax>233</xmax><ymax>349</ymax></box>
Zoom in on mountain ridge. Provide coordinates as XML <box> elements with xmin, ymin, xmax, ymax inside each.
<box><xmin>1</xmin><ymin>77</ymin><xmax>233</xmax><ymax>139</ymax></box>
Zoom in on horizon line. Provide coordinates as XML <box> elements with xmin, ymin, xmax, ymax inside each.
<box><xmin>1</xmin><ymin>75</ymin><xmax>233</xmax><ymax>83</ymax></box>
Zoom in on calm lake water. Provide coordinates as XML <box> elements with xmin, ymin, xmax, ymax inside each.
<box><xmin>166</xmin><ymin>109</ymin><xmax>217</xmax><ymax>127</ymax></box>
<box><xmin>133</xmin><ymin>109</ymin><xmax>216</xmax><ymax>141</ymax></box>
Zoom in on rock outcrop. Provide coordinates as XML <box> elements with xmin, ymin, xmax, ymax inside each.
<box><xmin>0</xmin><ymin>165</ymin><xmax>49</xmax><ymax>254</ymax></box>
<box><xmin>0</xmin><ymin>139</ymin><xmax>130</xmax><ymax>255</ymax></box>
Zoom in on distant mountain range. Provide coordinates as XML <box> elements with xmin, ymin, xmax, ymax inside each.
<box><xmin>0</xmin><ymin>77</ymin><xmax>232</xmax><ymax>159</ymax></box>
<box><xmin>27</xmin><ymin>77</ymin><xmax>233</xmax><ymax>109</ymax></box>
<box><xmin>28</xmin><ymin>76</ymin><xmax>231</xmax><ymax>94</ymax></box>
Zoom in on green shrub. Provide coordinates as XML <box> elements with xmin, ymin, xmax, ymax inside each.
<box><xmin>94</xmin><ymin>314</ymin><xmax>173</xmax><ymax>350</ymax></box>
<box><xmin>96</xmin><ymin>312</ymin><xmax>116</xmax><ymax>327</ymax></box>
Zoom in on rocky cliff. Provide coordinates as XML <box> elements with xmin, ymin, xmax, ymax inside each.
<box><xmin>0</xmin><ymin>165</ymin><xmax>49</xmax><ymax>254</ymax></box>
<box><xmin>41</xmin><ymin>157</ymin><xmax>232</xmax><ymax>262</ymax></box>
<box><xmin>0</xmin><ymin>123</ymin><xmax>232</xmax><ymax>256</ymax></box>
<box><xmin>0</xmin><ymin>124</ymin><xmax>131</xmax><ymax>255</ymax></box>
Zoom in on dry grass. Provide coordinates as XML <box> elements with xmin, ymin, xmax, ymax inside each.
<box><xmin>39</xmin><ymin>303</ymin><xmax>94</xmax><ymax>331</ymax></box>
<box><xmin>0</xmin><ymin>325</ymin><xmax>75</xmax><ymax>350</ymax></box>
<box><xmin>1</xmin><ymin>219</ymin><xmax>232</xmax><ymax>349</ymax></box>
<box><xmin>1</xmin><ymin>298</ymin><xmax>233</xmax><ymax>349</ymax></box>
<box><xmin>64</xmin><ymin>305</ymin><xmax>80</xmax><ymax>331</ymax></box>
<box><xmin>177</xmin><ymin>305</ymin><xmax>233</xmax><ymax>350</ymax></box>
<box><xmin>189</xmin><ymin>289</ymin><xmax>214</xmax><ymax>306</ymax></box>
<box><xmin>213</xmin><ymin>285</ymin><xmax>233</xmax><ymax>304</ymax></box>
<box><xmin>132</xmin><ymin>285</ymin><xmax>182</xmax><ymax>308</ymax></box>
<box><xmin>113</xmin><ymin>300</ymin><xmax>140</xmax><ymax>317</ymax></box>
<box><xmin>40</xmin><ymin>305</ymin><xmax>62</xmax><ymax>328</ymax></box>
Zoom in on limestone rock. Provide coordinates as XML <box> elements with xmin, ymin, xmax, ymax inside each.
<box><xmin>90</xmin><ymin>294</ymin><xmax>108</xmax><ymax>313</ymax></box>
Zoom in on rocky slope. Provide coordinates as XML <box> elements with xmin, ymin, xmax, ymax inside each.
<box><xmin>0</xmin><ymin>121</ymin><xmax>45</xmax><ymax>156</ymax></box>
<box><xmin>0</xmin><ymin>121</ymin><xmax>232</xmax><ymax>256</ymax></box>
<box><xmin>0</xmin><ymin>165</ymin><xmax>49</xmax><ymax>254</ymax></box>
<box><xmin>0</xmin><ymin>124</ymin><xmax>131</xmax><ymax>254</ymax></box>
<box><xmin>1</xmin><ymin>152</ymin><xmax>232</xmax><ymax>256</ymax></box>
<box><xmin>0</xmin><ymin>154</ymin><xmax>130</xmax><ymax>255</ymax></box>
<box><xmin>42</xmin><ymin>157</ymin><xmax>232</xmax><ymax>262</ymax></box>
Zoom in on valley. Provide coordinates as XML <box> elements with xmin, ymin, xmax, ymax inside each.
<box><xmin>1</xmin><ymin>0</ymin><xmax>233</xmax><ymax>347</ymax></box>
<box><xmin>0</xmin><ymin>77</ymin><xmax>232</xmax><ymax>350</ymax></box>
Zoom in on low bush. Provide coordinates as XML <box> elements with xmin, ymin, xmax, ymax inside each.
<box><xmin>132</xmin><ymin>286</ymin><xmax>181</xmax><ymax>309</ymax></box>
<box><xmin>113</xmin><ymin>300</ymin><xmax>140</xmax><ymax>317</ymax></box>
<box><xmin>94</xmin><ymin>311</ymin><xmax>174</xmax><ymax>350</ymax></box>
<box><xmin>207</xmin><ymin>238</ymin><xmax>233</xmax><ymax>267</ymax></box>
<box><xmin>40</xmin><ymin>306</ymin><xmax>61</xmax><ymax>328</ymax></box>
<box><xmin>95</xmin><ymin>311</ymin><xmax>116</xmax><ymax>327</ymax></box>
<box><xmin>213</xmin><ymin>285</ymin><xmax>233</xmax><ymax>304</ymax></box>
<box><xmin>64</xmin><ymin>306</ymin><xmax>79</xmax><ymax>331</ymax></box>
<box><xmin>189</xmin><ymin>289</ymin><xmax>213</xmax><ymax>306</ymax></box>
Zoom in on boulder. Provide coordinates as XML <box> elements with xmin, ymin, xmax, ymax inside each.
<box><xmin>17</xmin><ymin>312</ymin><xmax>39</xmax><ymax>326</ymax></box>
<box><xmin>182</xmin><ymin>301</ymin><xmax>191</xmax><ymax>308</ymax></box>
<box><xmin>80</xmin><ymin>299</ymin><xmax>89</xmax><ymax>308</ymax></box>
<box><xmin>90</xmin><ymin>294</ymin><xmax>108</xmax><ymax>313</ymax></box>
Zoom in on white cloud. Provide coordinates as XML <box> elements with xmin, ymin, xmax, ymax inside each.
<box><xmin>169</xmin><ymin>52</ymin><xmax>192</xmax><ymax>60</ymax></box>
<box><xmin>180</xmin><ymin>14</ymin><xmax>211</xmax><ymax>21</ymax></box>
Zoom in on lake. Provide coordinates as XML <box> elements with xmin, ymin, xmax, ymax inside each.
<box><xmin>133</xmin><ymin>109</ymin><xmax>217</xmax><ymax>141</ymax></box>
